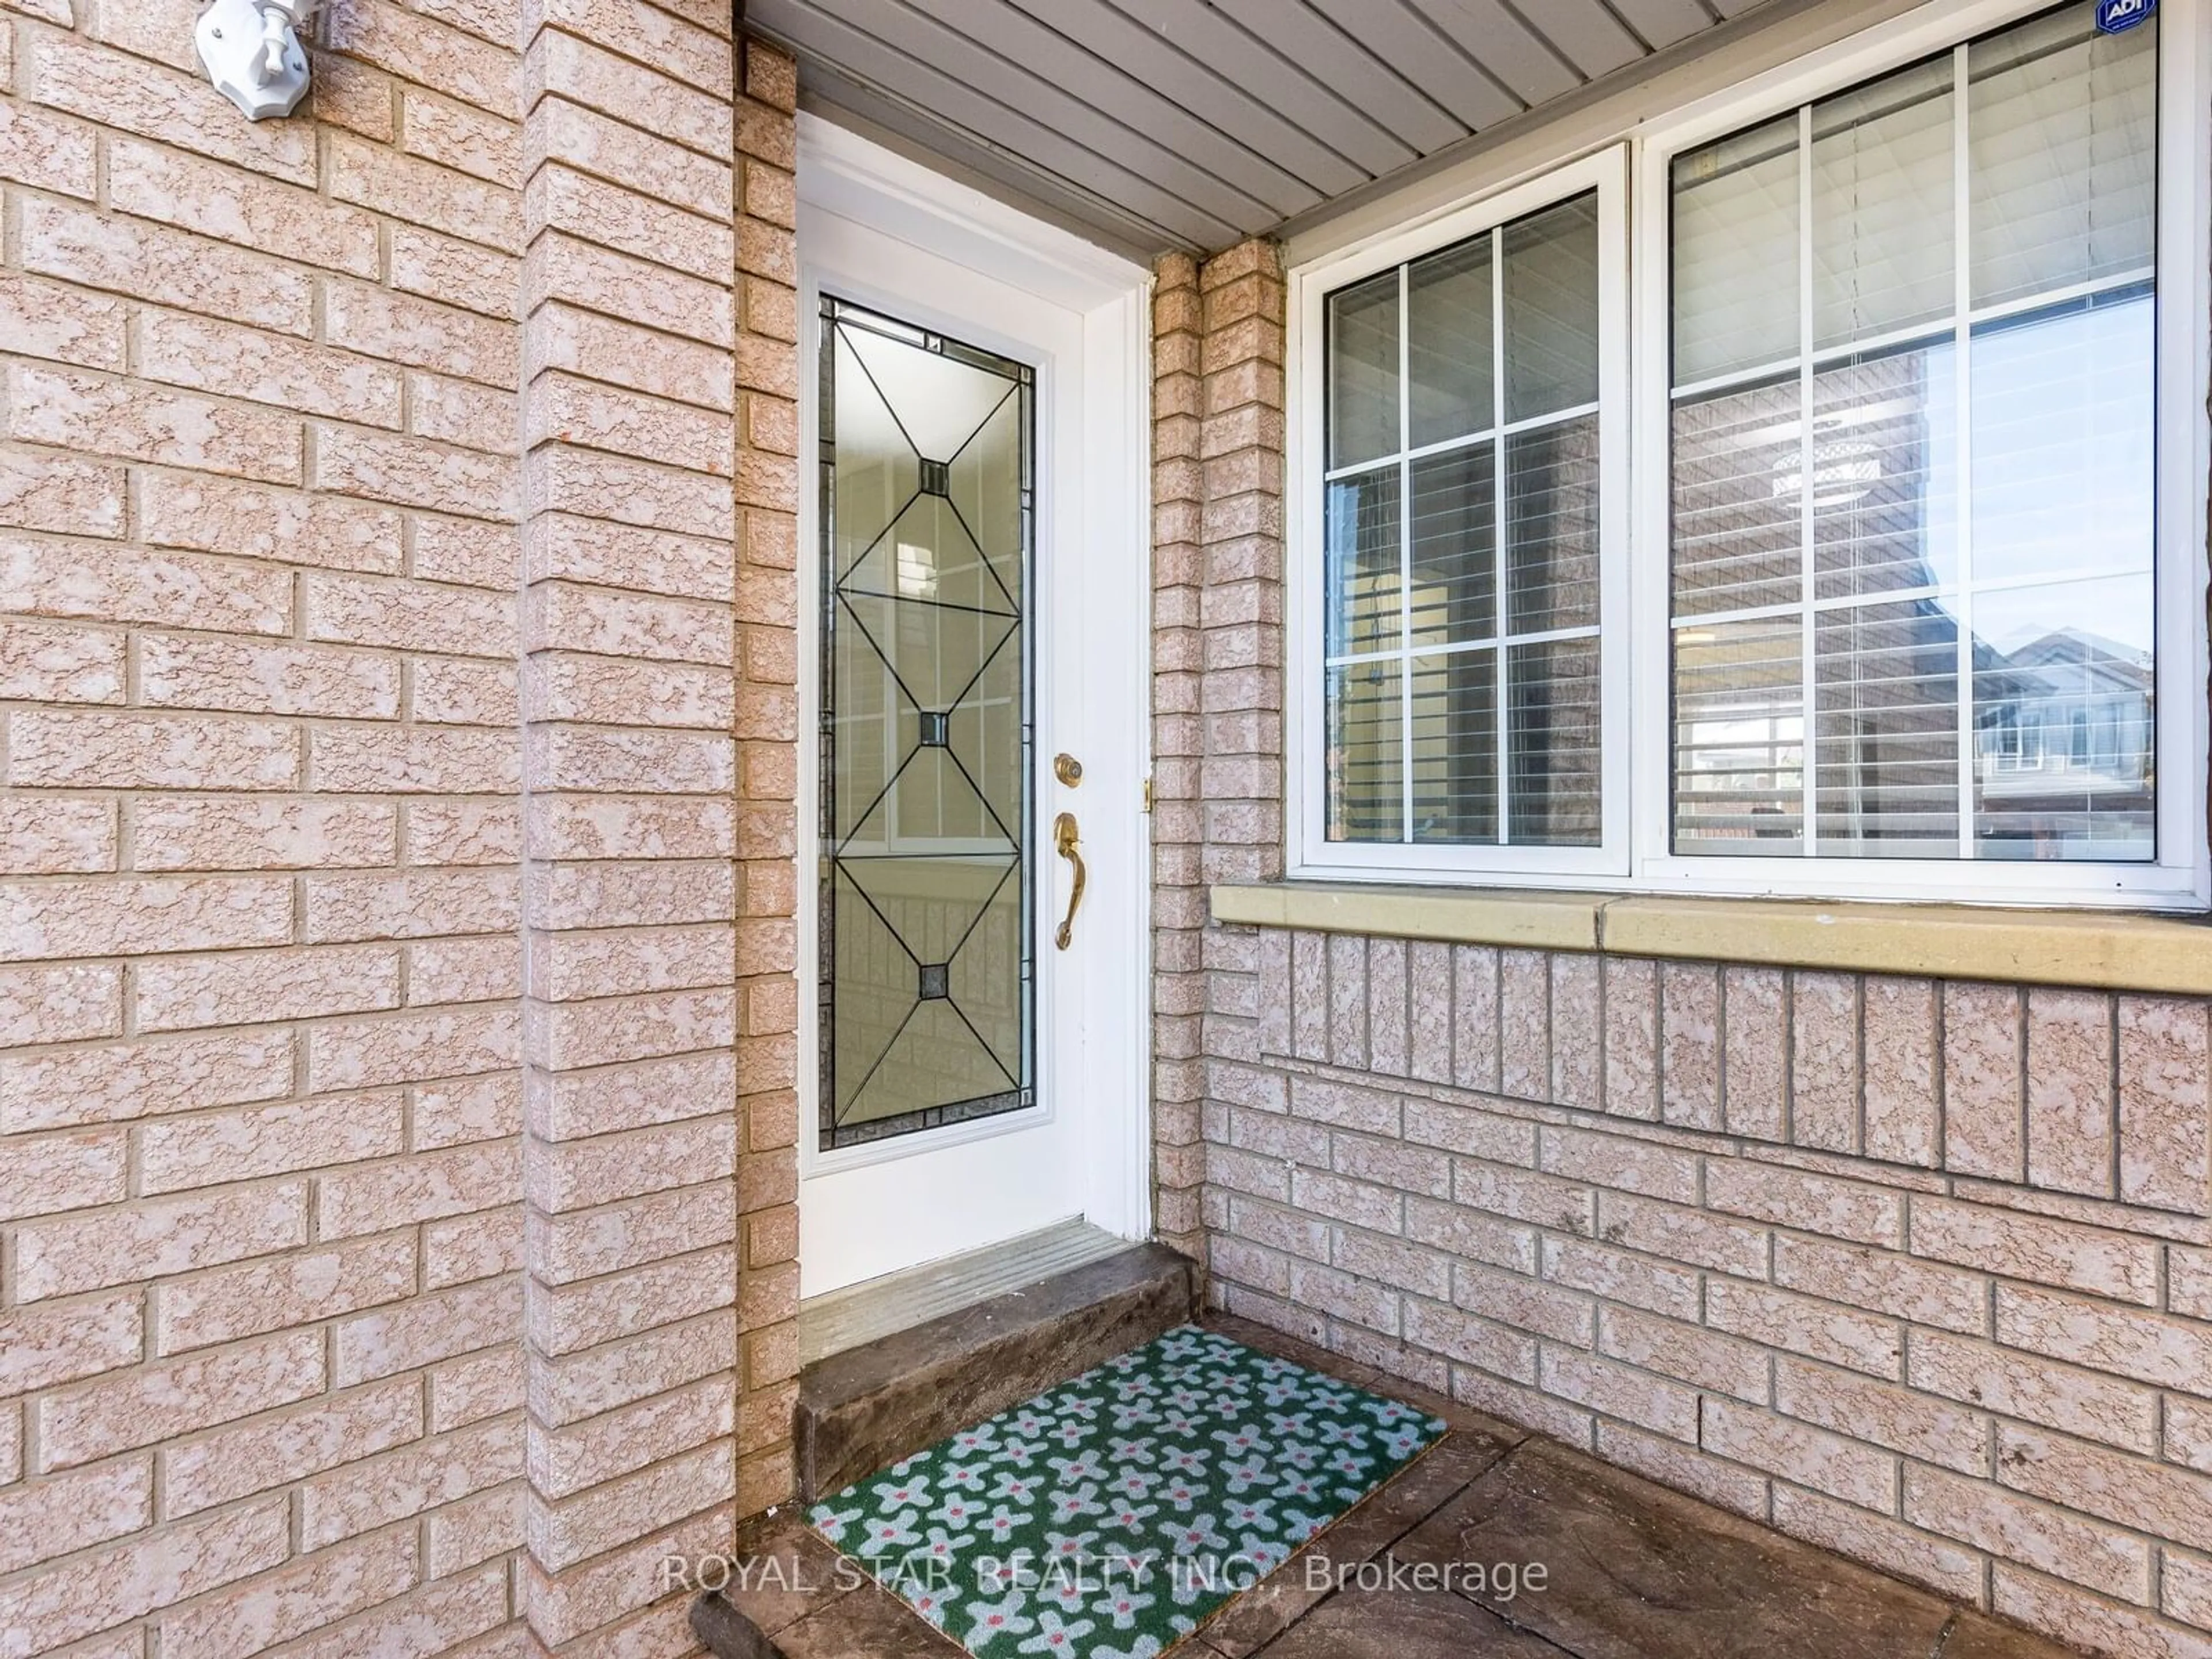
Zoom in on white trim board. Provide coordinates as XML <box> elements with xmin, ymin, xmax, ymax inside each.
<box><xmin>798</xmin><ymin>114</ymin><xmax>1148</xmax><ymax>315</ymax></box>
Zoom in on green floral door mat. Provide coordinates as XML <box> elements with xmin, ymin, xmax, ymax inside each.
<box><xmin>807</xmin><ymin>1324</ymin><xmax>1448</xmax><ymax>1657</ymax></box>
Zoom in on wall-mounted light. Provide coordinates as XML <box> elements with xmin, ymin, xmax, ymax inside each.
<box><xmin>195</xmin><ymin>0</ymin><xmax>324</xmax><ymax>121</ymax></box>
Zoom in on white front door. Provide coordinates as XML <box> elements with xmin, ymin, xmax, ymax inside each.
<box><xmin>795</xmin><ymin>122</ymin><xmax>1153</xmax><ymax>1298</ymax></box>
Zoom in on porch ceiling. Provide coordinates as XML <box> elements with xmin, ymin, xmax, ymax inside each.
<box><xmin>744</xmin><ymin>0</ymin><xmax>1772</xmax><ymax>259</ymax></box>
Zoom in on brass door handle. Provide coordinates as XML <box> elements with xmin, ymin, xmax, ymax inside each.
<box><xmin>1052</xmin><ymin>811</ymin><xmax>1085</xmax><ymax>951</ymax></box>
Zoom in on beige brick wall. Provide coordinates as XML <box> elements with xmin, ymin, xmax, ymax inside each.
<box><xmin>1152</xmin><ymin>238</ymin><xmax>1283</xmax><ymax>1263</ymax></box>
<box><xmin>726</xmin><ymin>43</ymin><xmax>803</xmax><ymax>1525</ymax></box>
<box><xmin>0</xmin><ymin>1</ymin><xmax>798</xmax><ymax>1652</ymax></box>
<box><xmin>1149</xmin><ymin>249</ymin><xmax>1204</xmax><ymax>1260</ymax></box>
<box><xmin>1170</xmin><ymin>244</ymin><xmax>2212</xmax><ymax>1659</ymax></box>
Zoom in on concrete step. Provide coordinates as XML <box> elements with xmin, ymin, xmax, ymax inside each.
<box><xmin>794</xmin><ymin>1238</ymin><xmax>1195</xmax><ymax>1505</ymax></box>
<box><xmin>797</xmin><ymin>1217</ymin><xmax>1132</xmax><ymax>1368</ymax></box>
<box><xmin>693</xmin><ymin>1238</ymin><xmax>1195</xmax><ymax>1659</ymax></box>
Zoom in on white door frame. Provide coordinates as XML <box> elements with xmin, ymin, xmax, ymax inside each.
<box><xmin>794</xmin><ymin>116</ymin><xmax>1154</xmax><ymax>1296</ymax></box>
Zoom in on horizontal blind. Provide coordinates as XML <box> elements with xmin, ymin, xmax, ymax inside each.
<box><xmin>1669</xmin><ymin>0</ymin><xmax>2160</xmax><ymax>866</ymax></box>
<box><xmin>1811</xmin><ymin>56</ymin><xmax>1955</xmax><ymax>350</ymax></box>
<box><xmin>1673</xmin><ymin>116</ymin><xmax>1800</xmax><ymax>385</ymax></box>
<box><xmin>1969</xmin><ymin>6</ymin><xmax>2157</xmax><ymax>308</ymax></box>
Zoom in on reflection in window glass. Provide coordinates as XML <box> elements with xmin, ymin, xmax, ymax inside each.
<box><xmin>1408</xmin><ymin>238</ymin><xmax>1493</xmax><ymax>449</ymax></box>
<box><xmin>1972</xmin><ymin>576</ymin><xmax>2154</xmax><ymax>855</ymax></box>
<box><xmin>1673</xmin><ymin>615</ymin><xmax>1806</xmax><ymax>854</ymax></box>
<box><xmin>1509</xmin><ymin>637</ymin><xmax>1601</xmax><ymax>844</ymax></box>
<box><xmin>1505</xmin><ymin>196</ymin><xmax>1603</xmax><ymax>421</ymax></box>
<box><xmin>1969</xmin><ymin>7</ymin><xmax>2157</xmax><ymax>309</ymax></box>
<box><xmin>1410</xmin><ymin>651</ymin><xmax>1497</xmax><ymax>843</ymax></box>
<box><xmin>1668</xmin><ymin>0</ymin><xmax>2157</xmax><ymax>864</ymax></box>
<box><xmin>1323</xmin><ymin>468</ymin><xmax>1400</xmax><ymax>661</ymax></box>
<box><xmin>1506</xmin><ymin>416</ymin><xmax>1600</xmax><ymax>636</ymax></box>
<box><xmin>1812</xmin><ymin>343</ymin><xmax>1959</xmax><ymax>600</ymax></box>
<box><xmin>1815</xmin><ymin>601</ymin><xmax>1960</xmax><ymax>855</ymax></box>
<box><xmin>1408</xmin><ymin>448</ymin><xmax>1495</xmax><ymax>649</ymax></box>
<box><xmin>1328</xmin><ymin>273</ymin><xmax>1400</xmax><ymax>469</ymax></box>
<box><xmin>1671</xmin><ymin>376</ymin><xmax>1803</xmax><ymax>617</ymax></box>
<box><xmin>1327</xmin><ymin>660</ymin><xmax>1402</xmax><ymax>843</ymax></box>
<box><xmin>1323</xmin><ymin>191</ymin><xmax>1604</xmax><ymax>849</ymax></box>
<box><xmin>1970</xmin><ymin>293</ymin><xmax>2155</xmax><ymax>585</ymax></box>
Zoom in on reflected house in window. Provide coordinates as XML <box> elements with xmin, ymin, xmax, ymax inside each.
<box><xmin>1675</xmin><ymin>331</ymin><xmax>2158</xmax><ymax>862</ymax></box>
<box><xmin>1973</xmin><ymin>626</ymin><xmax>2154</xmax><ymax>851</ymax></box>
<box><xmin>1676</xmin><ymin>334</ymin><xmax>2158</xmax><ymax>861</ymax></box>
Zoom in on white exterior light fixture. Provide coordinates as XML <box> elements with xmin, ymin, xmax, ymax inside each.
<box><xmin>195</xmin><ymin>0</ymin><xmax>324</xmax><ymax>122</ymax></box>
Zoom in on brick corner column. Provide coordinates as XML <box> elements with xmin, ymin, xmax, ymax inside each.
<box><xmin>1192</xmin><ymin>238</ymin><xmax>1286</xmax><ymax>1298</ymax></box>
<box><xmin>1150</xmin><ymin>251</ymin><xmax>1208</xmax><ymax>1262</ymax></box>
<box><xmin>729</xmin><ymin>31</ymin><xmax>804</xmax><ymax>1529</ymax></box>
<box><xmin>514</xmin><ymin>7</ymin><xmax>798</xmax><ymax>1652</ymax></box>
<box><xmin>1194</xmin><ymin>237</ymin><xmax>1287</xmax><ymax>893</ymax></box>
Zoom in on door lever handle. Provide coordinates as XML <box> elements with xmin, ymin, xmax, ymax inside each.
<box><xmin>1052</xmin><ymin>811</ymin><xmax>1085</xmax><ymax>951</ymax></box>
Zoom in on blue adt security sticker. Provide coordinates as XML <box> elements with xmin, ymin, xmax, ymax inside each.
<box><xmin>2097</xmin><ymin>0</ymin><xmax>2156</xmax><ymax>32</ymax></box>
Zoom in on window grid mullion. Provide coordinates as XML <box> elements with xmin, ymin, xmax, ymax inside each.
<box><xmin>1668</xmin><ymin>267</ymin><xmax>2158</xmax><ymax>407</ymax></box>
<box><xmin>1327</xmin><ymin>620</ymin><xmax>1601</xmax><ymax>669</ymax></box>
<box><xmin>1491</xmin><ymin>224</ymin><xmax>1510</xmax><ymax>848</ymax></box>
<box><xmin>1322</xmin><ymin>400</ymin><xmax>1599</xmax><ymax>483</ymax></box>
<box><xmin>1671</xmin><ymin>560</ymin><xmax>2153</xmax><ymax>636</ymax></box>
<box><xmin>1797</xmin><ymin>102</ymin><xmax>1817</xmax><ymax>857</ymax></box>
<box><xmin>1952</xmin><ymin>40</ymin><xmax>1979</xmax><ymax>861</ymax></box>
<box><xmin>1397</xmin><ymin>261</ymin><xmax>1415</xmax><ymax>847</ymax></box>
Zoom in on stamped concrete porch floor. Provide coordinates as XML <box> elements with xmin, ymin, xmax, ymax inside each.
<box><xmin>694</xmin><ymin>1314</ymin><xmax>2085</xmax><ymax>1659</ymax></box>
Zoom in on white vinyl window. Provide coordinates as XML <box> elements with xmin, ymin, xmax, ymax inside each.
<box><xmin>1289</xmin><ymin>0</ymin><xmax>2208</xmax><ymax>908</ymax></box>
<box><xmin>1668</xmin><ymin>3</ymin><xmax>2159</xmax><ymax>863</ymax></box>
<box><xmin>1294</xmin><ymin>151</ymin><xmax>1630</xmax><ymax>883</ymax></box>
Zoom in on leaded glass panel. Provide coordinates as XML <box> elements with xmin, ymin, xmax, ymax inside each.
<box><xmin>820</xmin><ymin>298</ymin><xmax>1035</xmax><ymax>1150</ymax></box>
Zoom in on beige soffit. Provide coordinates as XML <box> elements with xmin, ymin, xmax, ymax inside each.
<box><xmin>1209</xmin><ymin>883</ymin><xmax>2212</xmax><ymax>996</ymax></box>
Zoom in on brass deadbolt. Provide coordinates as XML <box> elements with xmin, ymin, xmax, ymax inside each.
<box><xmin>1054</xmin><ymin>753</ymin><xmax>1083</xmax><ymax>787</ymax></box>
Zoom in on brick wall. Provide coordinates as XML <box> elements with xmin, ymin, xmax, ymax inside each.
<box><xmin>1150</xmin><ymin>251</ymin><xmax>1203</xmax><ymax>1260</ymax></box>
<box><xmin>1152</xmin><ymin>238</ymin><xmax>1283</xmax><ymax>1263</ymax></box>
<box><xmin>515</xmin><ymin>9</ymin><xmax>798</xmax><ymax>1656</ymax></box>
<box><xmin>1173</xmin><ymin>250</ymin><xmax>2212</xmax><ymax>1659</ymax></box>
<box><xmin>0</xmin><ymin>1</ymin><xmax>798</xmax><ymax>1652</ymax></box>
<box><xmin>727</xmin><ymin>42</ymin><xmax>803</xmax><ymax>1528</ymax></box>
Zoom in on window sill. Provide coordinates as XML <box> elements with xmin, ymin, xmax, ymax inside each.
<box><xmin>1209</xmin><ymin>881</ymin><xmax>2212</xmax><ymax>995</ymax></box>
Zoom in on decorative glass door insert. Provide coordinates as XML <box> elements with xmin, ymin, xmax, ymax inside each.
<box><xmin>819</xmin><ymin>297</ymin><xmax>1035</xmax><ymax>1150</ymax></box>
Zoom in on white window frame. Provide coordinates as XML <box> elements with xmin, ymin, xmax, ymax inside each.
<box><xmin>1287</xmin><ymin>146</ymin><xmax>1634</xmax><ymax>885</ymax></box>
<box><xmin>1285</xmin><ymin>0</ymin><xmax>2211</xmax><ymax>910</ymax></box>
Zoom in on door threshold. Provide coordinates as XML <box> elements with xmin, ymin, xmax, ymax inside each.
<box><xmin>796</xmin><ymin>1217</ymin><xmax>1128</xmax><ymax>1366</ymax></box>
